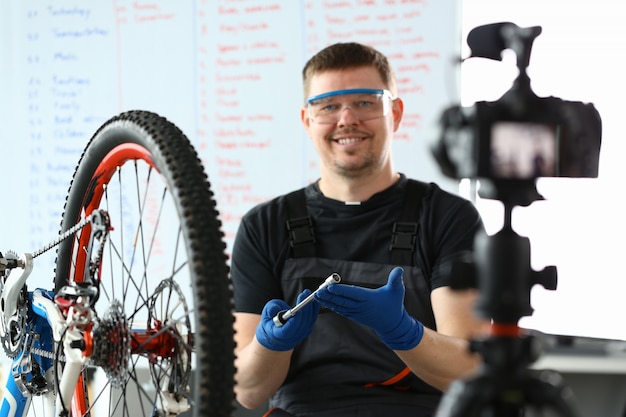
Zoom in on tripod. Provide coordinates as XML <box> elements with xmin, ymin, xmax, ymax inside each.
<box><xmin>435</xmin><ymin>180</ymin><xmax>583</xmax><ymax>417</ymax></box>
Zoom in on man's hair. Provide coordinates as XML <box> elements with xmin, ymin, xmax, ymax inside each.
<box><xmin>302</xmin><ymin>42</ymin><xmax>397</xmax><ymax>101</ymax></box>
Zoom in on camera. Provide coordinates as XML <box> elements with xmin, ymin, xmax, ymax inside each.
<box><xmin>432</xmin><ymin>22</ymin><xmax>602</xmax><ymax>204</ymax></box>
<box><xmin>432</xmin><ymin>23</ymin><xmax>604</xmax><ymax>417</ymax></box>
<box><xmin>430</xmin><ymin>21</ymin><xmax>605</xmax><ymax>323</ymax></box>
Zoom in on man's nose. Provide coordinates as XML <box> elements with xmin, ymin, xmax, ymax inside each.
<box><xmin>337</xmin><ymin>105</ymin><xmax>359</xmax><ymax>125</ymax></box>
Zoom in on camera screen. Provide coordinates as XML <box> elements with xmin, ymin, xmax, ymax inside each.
<box><xmin>490</xmin><ymin>122</ymin><xmax>557</xmax><ymax>178</ymax></box>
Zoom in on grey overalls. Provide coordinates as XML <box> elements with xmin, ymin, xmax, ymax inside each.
<box><xmin>269</xmin><ymin>180</ymin><xmax>442</xmax><ymax>417</ymax></box>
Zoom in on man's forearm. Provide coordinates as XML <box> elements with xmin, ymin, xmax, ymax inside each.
<box><xmin>235</xmin><ymin>337</ymin><xmax>293</xmax><ymax>409</ymax></box>
<box><xmin>395</xmin><ymin>328</ymin><xmax>481</xmax><ymax>392</ymax></box>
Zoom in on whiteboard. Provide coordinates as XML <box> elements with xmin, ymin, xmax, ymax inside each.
<box><xmin>0</xmin><ymin>1</ymin><xmax>461</xmax><ymax>283</ymax></box>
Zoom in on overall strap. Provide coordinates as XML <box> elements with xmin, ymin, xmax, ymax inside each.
<box><xmin>285</xmin><ymin>180</ymin><xmax>429</xmax><ymax>262</ymax></box>
<box><xmin>390</xmin><ymin>180</ymin><xmax>430</xmax><ymax>266</ymax></box>
<box><xmin>284</xmin><ymin>188</ymin><xmax>316</xmax><ymax>258</ymax></box>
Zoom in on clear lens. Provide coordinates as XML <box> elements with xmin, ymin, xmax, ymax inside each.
<box><xmin>307</xmin><ymin>89</ymin><xmax>392</xmax><ymax>124</ymax></box>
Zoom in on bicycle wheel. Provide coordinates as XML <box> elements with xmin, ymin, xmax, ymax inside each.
<box><xmin>52</xmin><ymin>110</ymin><xmax>234</xmax><ymax>417</ymax></box>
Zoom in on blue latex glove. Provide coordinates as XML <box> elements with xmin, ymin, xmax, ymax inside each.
<box><xmin>255</xmin><ymin>289</ymin><xmax>320</xmax><ymax>352</ymax></box>
<box><xmin>314</xmin><ymin>266</ymin><xmax>424</xmax><ymax>350</ymax></box>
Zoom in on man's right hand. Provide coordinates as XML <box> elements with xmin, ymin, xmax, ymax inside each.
<box><xmin>255</xmin><ymin>289</ymin><xmax>320</xmax><ymax>351</ymax></box>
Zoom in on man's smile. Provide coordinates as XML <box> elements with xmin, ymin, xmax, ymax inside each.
<box><xmin>334</xmin><ymin>136</ymin><xmax>365</xmax><ymax>145</ymax></box>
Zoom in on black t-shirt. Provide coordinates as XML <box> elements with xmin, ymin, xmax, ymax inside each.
<box><xmin>231</xmin><ymin>174</ymin><xmax>484</xmax><ymax>314</ymax></box>
<box><xmin>231</xmin><ymin>175</ymin><xmax>484</xmax><ymax>416</ymax></box>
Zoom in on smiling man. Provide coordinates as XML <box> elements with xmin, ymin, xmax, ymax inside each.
<box><xmin>231</xmin><ymin>42</ymin><xmax>486</xmax><ymax>417</ymax></box>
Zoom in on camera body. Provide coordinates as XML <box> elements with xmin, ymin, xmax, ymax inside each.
<box><xmin>433</xmin><ymin>22</ymin><xmax>602</xmax><ymax>195</ymax></box>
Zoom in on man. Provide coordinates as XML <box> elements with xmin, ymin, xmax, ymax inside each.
<box><xmin>231</xmin><ymin>42</ymin><xmax>485</xmax><ymax>417</ymax></box>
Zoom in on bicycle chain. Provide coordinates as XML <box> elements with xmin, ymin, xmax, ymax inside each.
<box><xmin>32</xmin><ymin>213</ymin><xmax>97</xmax><ymax>259</ymax></box>
<box><xmin>31</xmin><ymin>344</ymin><xmax>65</xmax><ymax>362</ymax></box>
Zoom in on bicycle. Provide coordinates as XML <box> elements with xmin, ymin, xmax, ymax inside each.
<box><xmin>0</xmin><ymin>110</ymin><xmax>235</xmax><ymax>417</ymax></box>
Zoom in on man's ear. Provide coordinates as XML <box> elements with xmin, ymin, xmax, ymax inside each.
<box><xmin>392</xmin><ymin>98</ymin><xmax>404</xmax><ymax>131</ymax></box>
<box><xmin>300</xmin><ymin>106</ymin><xmax>312</xmax><ymax>136</ymax></box>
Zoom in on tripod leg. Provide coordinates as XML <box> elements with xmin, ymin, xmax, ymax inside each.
<box><xmin>522</xmin><ymin>370</ymin><xmax>583</xmax><ymax>417</ymax></box>
<box><xmin>436</xmin><ymin>369</ymin><xmax>582</xmax><ymax>417</ymax></box>
<box><xmin>436</xmin><ymin>374</ymin><xmax>512</xmax><ymax>417</ymax></box>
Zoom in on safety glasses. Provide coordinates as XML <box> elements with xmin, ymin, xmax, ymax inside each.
<box><xmin>306</xmin><ymin>88</ymin><xmax>393</xmax><ymax>124</ymax></box>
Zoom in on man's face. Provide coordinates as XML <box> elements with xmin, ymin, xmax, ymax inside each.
<box><xmin>300</xmin><ymin>66</ymin><xmax>403</xmax><ymax>179</ymax></box>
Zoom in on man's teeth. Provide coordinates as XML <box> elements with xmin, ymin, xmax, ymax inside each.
<box><xmin>336</xmin><ymin>137</ymin><xmax>362</xmax><ymax>145</ymax></box>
